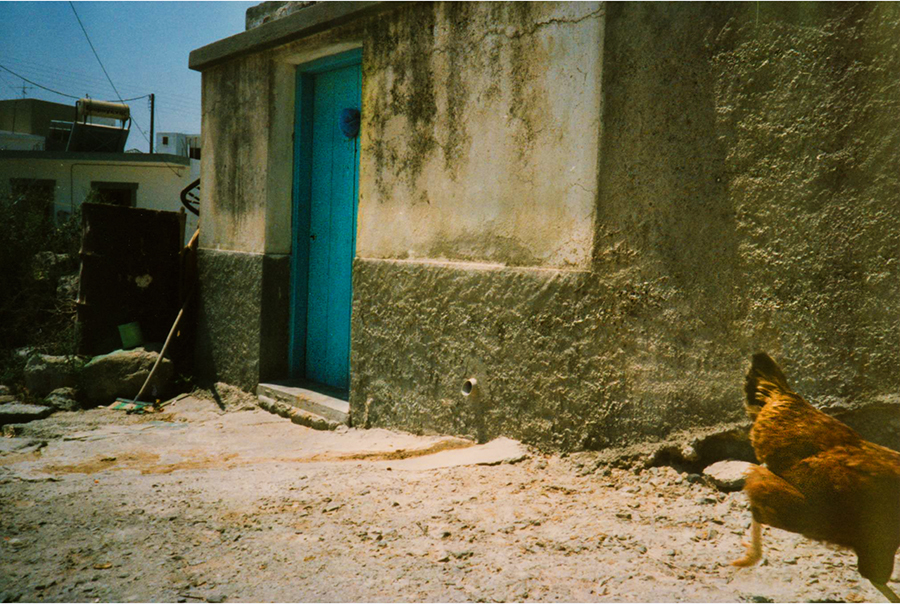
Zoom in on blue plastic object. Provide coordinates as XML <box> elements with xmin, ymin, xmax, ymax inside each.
<box><xmin>339</xmin><ymin>108</ymin><xmax>360</xmax><ymax>138</ymax></box>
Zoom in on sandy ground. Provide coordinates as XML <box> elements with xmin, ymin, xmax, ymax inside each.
<box><xmin>1</xmin><ymin>394</ymin><xmax>897</xmax><ymax>603</ymax></box>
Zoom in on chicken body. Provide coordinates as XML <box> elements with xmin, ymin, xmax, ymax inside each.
<box><xmin>734</xmin><ymin>353</ymin><xmax>900</xmax><ymax>602</ymax></box>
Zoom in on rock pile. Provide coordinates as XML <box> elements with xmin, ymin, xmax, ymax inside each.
<box><xmin>1</xmin><ymin>347</ymin><xmax>175</xmax><ymax>427</ymax></box>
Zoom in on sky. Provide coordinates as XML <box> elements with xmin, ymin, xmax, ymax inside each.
<box><xmin>0</xmin><ymin>1</ymin><xmax>258</xmax><ymax>152</ymax></box>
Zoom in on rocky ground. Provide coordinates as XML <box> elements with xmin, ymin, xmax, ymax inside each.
<box><xmin>0</xmin><ymin>392</ymin><xmax>897</xmax><ymax>603</ymax></box>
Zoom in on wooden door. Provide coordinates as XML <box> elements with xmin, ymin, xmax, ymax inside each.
<box><xmin>290</xmin><ymin>50</ymin><xmax>361</xmax><ymax>392</ymax></box>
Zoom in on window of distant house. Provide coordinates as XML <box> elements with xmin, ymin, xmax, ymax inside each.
<box><xmin>90</xmin><ymin>181</ymin><xmax>138</xmax><ymax>207</ymax></box>
<box><xmin>162</xmin><ymin>136</ymin><xmax>169</xmax><ymax>145</ymax></box>
<box><xmin>189</xmin><ymin>147</ymin><xmax>201</xmax><ymax>160</ymax></box>
<box><xmin>10</xmin><ymin>178</ymin><xmax>55</xmax><ymax>222</ymax></box>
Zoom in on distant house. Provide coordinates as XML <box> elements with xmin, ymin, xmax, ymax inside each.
<box><xmin>188</xmin><ymin>2</ymin><xmax>900</xmax><ymax>452</ymax></box>
<box><xmin>0</xmin><ymin>130</ymin><xmax>44</xmax><ymax>151</ymax></box>
<box><xmin>0</xmin><ymin>98</ymin><xmax>75</xmax><ymax>143</ymax></box>
<box><xmin>0</xmin><ymin>99</ymin><xmax>200</xmax><ymax>242</ymax></box>
<box><xmin>156</xmin><ymin>131</ymin><xmax>202</xmax><ymax>176</ymax></box>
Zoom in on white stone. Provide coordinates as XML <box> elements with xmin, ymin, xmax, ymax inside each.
<box><xmin>703</xmin><ymin>460</ymin><xmax>754</xmax><ymax>492</ymax></box>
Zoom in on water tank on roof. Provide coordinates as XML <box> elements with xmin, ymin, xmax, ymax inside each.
<box><xmin>76</xmin><ymin>98</ymin><xmax>130</xmax><ymax>123</ymax></box>
<box><xmin>66</xmin><ymin>98</ymin><xmax>131</xmax><ymax>152</ymax></box>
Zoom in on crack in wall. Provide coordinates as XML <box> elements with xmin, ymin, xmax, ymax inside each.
<box><xmin>430</xmin><ymin>6</ymin><xmax>605</xmax><ymax>55</ymax></box>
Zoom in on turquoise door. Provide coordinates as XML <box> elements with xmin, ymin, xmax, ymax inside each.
<box><xmin>290</xmin><ymin>50</ymin><xmax>362</xmax><ymax>392</ymax></box>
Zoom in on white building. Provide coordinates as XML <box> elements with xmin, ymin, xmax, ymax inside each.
<box><xmin>156</xmin><ymin>132</ymin><xmax>201</xmax><ymax>180</ymax></box>
<box><xmin>0</xmin><ymin>99</ymin><xmax>201</xmax><ymax>243</ymax></box>
<box><xmin>0</xmin><ymin>130</ymin><xmax>45</xmax><ymax>151</ymax></box>
<box><xmin>0</xmin><ymin>149</ymin><xmax>198</xmax><ymax>242</ymax></box>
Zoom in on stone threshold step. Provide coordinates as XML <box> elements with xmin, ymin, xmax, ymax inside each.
<box><xmin>256</xmin><ymin>381</ymin><xmax>350</xmax><ymax>429</ymax></box>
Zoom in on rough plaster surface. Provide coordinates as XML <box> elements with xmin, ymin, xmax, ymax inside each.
<box><xmin>593</xmin><ymin>3</ymin><xmax>900</xmax><ymax>406</ymax></box>
<box><xmin>351</xmin><ymin>259</ymin><xmax>745</xmax><ymax>452</ymax></box>
<box><xmin>200</xmin><ymin>53</ymin><xmax>273</xmax><ymax>255</ymax></box>
<box><xmin>245</xmin><ymin>1</ymin><xmax>316</xmax><ymax>31</ymax></box>
<box><xmin>195</xmin><ymin>250</ymin><xmax>290</xmax><ymax>390</ymax></box>
<box><xmin>196</xmin><ymin>2</ymin><xmax>900</xmax><ymax>452</ymax></box>
<box><xmin>350</xmin><ymin>3</ymin><xmax>900</xmax><ymax>451</ymax></box>
<box><xmin>358</xmin><ymin>2</ymin><xmax>603</xmax><ymax>268</ymax></box>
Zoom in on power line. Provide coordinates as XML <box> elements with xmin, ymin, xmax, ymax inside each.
<box><xmin>0</xmin><ymin>71</ymin><xmax>22</xmax><ymax>96</ymax></box>
<box><xmin>0</xmin><ymin>53</ymin><xmax>201</xmax><ymax>102</ymax></box>
<box><xmin>0</xmin><ymin>55</ymin><xmax>131</xmax><ymax>97</ymax></box>
<box><xmin>0</xmin><ymin>55</ymin><xmax>203</xmax><ymax>117</ymax></box>
<box><xmin>0</xmin><ymin>66</ymin><xmax>202</xmax><ymax>137</ymax></box>
<box><xmin>0</xmin><ymin>64</ymin><xmax>81</xmax><ymax>100</ymax></box>
<box><xmin>0</xmin><ymin>54</ymin><xmax>199</xmax><ymax>108</ymax></box>
<box><xmin>0</xmin><ymin>63</ymin><xmax>152</xmax><ymax>104</ymax></box>
<box><xmin>68</xmin><ymin>2</ymin><xmax>154</xmax><ymax>147</ymax></box>
<box><xmin>69</xmin><ymin>2</ymin><xmax>126</xmax><ymax>103</ymax></box>
<box><xmin>1</xmin><ymin>31</ymin><xmax>198</xmax><ymax>161</ymax></box>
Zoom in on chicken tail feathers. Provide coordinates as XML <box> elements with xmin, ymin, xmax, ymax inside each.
<box><xmin>744</xmin><ymin>352</ymin><xmax>791</xmax><ymax>419</ymax></box>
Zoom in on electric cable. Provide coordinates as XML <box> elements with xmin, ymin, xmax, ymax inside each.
<box><xmin>0</xmin><ymin>56</ymin><xmax>202</xmax><ymax>121</ymax></box>
<box><xmin>0</xmin><ymin>71</ymin><xmax>23</xmax><ymax>95</ymax></box>
<box><xmin>3</xmin><ymin>16</ymin><xmax>199</xmax><ymax>165</ymax></box>
<box><xmin>69</xmin><ymin>2</ymin><xmax>125</xmax><ymax>104</ymax></box>
<box><xmin>0</xmin><ymin>64</ymin><xmax>81</xmax><ymax>100</ymax></box>
<box><xmin>68</xmin><ymin>2</ymin><xmax>159</xmax><ymax>149</ymax></box>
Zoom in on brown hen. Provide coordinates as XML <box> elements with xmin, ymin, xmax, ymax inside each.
<box><xmin>732</xmin><ymin>352</ymin><xmax>900</xmax><ymax>603</ymax></box>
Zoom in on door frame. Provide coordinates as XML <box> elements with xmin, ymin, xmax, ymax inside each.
<box><xmin>288</xmin><ymin>47</ymin><xmax>363</xmax><ymax>381</ymax></box>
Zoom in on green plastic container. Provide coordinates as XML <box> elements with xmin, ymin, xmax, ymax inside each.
<box><xmin>118</xmin><ymin>322</ymin><xmax>144</xmax><ymax>349</ymax></box>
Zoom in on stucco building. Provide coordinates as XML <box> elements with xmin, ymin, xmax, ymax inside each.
<box><xmin>0</xmin><ymin>150</ymin><xmax>191</xmax><ymax>220</ymax></box>
<box><xmin>0</xmin><ymin>99</ymin><xmax>201</xmax><ymax>240</ymax></box>
<box><xmin>189</xmin><ymin>2</ymin><xmax>900</xmax><ymax>451</ymax></box>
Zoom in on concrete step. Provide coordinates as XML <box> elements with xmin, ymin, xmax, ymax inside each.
<box><xmin>256</xmin><ymin>381</ymin><xmax>350</xmax><ymax>427</ymax></box>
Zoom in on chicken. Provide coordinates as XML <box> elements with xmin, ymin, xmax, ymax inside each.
<box><xmin>732</xmin><ymin>352</ymin><xmax>900</xmax><ymax>603</ymax></box>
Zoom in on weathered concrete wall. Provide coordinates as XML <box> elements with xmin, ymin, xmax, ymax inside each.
<box><xmin>193</xmin><ymin>5</ymin><xmax>366</xmax><ymax>388</ymax></box>
<box><xmin>359</xmin><ymin>2</ymin><xmax>603</xmax><ymax>268</ymax></box>
<box><xmin>246</xmin><ymin>1</ymin><xmax>316</xmax><ymax>31</ymax></box>
<box><xmin>195</xmin><ymin>250</ymin><xmax>290</xmax><ymax>390</ymax></box>
<box><xmin>593</xmin><ymin>2</ymin><xmax>900</xmax><ymax>404</ymax></box>
<box><xmin>201</xmin><ymin>1</ymin><xmax>602</xmax><ymax>267</ymax></box>
<box><xmin>353</xmin><ymin>261</ymin><xmax>672</xmax><ymax>450</ymax></box>
<box><xmin>200</xmin><ymin>52</ymin><xmax>294</xmax><ymax>256</ymax></box>
<box><xmin>195</xmin><ymin>2</ymin><xmax>900</xmax><ymax>451</ymax></box>
<box><xmin>351</xmin><ymin>2</ymin><xmax>900</xmax><ymax>450</ymax></box>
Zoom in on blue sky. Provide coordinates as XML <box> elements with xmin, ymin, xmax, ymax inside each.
<box><xmin>0</xmin><ymin>1</ymin><xmax>257</xmax><ymax>152</ymax></box>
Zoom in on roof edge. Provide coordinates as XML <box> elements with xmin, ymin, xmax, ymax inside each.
<box><xmin>0</xmin><ymin>150</ymin><xmax>191</xmax><ymax>166</ymax></box>
<box><xmin>189</xmin><ymin>1</ymin><xmax>395</xmax><ymax>72</ymax></box>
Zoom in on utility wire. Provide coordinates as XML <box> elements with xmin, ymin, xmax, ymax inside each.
<box><xmin>68</xmin><ymin>2</ymin><xmax>156</xmax><ymax>147</ymax></box>
<box><xmin>0</xmin><ymin>55</ymin><xmax>202</xmax><ymax>119</ymax></box>
<box><xmin>0</xmin><ymin>63</ymin><xmax>152</xmax><ymax>103</ymax></box>
<box><xmin>69</xmin><ymin>1</ymin><xmax>125</xmax><ymax>104</ymax></box>
<box><xmin>0</xmin><ymin>54</ymin><xmax>196</xmax><ymax>106</ymax></box>
<box><xmin>0</xmin><ymin>64</ymin><xmax>81</xmax><ymax>100</ymax></box>
<box><xmin>5</xmin><ymin>10</ymin><xmax>197</xmax><ymax>163</ymax></box>
<box><xmin>0</xmin><ymin>71</ymin><xmax>23</xmax><ymax>96</ymax></box>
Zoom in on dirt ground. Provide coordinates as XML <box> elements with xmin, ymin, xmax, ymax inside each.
<box><xmin>1</xmin><ymin>393</ymin><xmax>897</xmax><ymax>603</ymax></box>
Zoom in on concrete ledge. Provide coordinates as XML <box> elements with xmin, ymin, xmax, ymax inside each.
<box><xmin>257</xmin><ymin>395</ymin><xmax>343</xmax><ymax>431</ymax></box>
<box><xmin>0</xmin><ymin>150</ymin><xmax>190</xmax><ymax>165</ymax></box>
<box><xmin>257</xmin><ymin>382</ymin><xmax>350</xmax><ymax>425</ymax></box>
<box><xmin>189</xmin><ymin>1</ymin><xmax>393</xmax><ymax>71</ymax></box>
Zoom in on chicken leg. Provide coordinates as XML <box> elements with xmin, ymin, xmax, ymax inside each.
<box><xmin>871</xmin><ymin>582</ymin><xmax>900</xmax><ymax>603</ymax></box>
<box><xmin>731</xmin><ymin>518</ymin><xmax>762</xmax><ymax>567</ymax></box>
